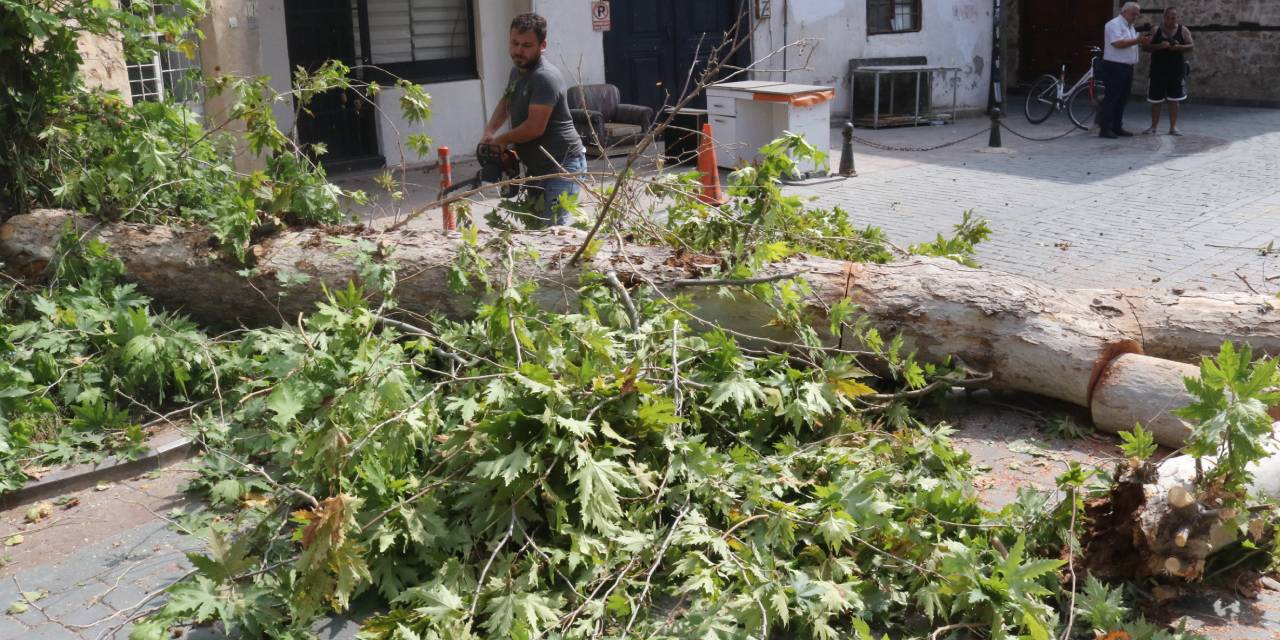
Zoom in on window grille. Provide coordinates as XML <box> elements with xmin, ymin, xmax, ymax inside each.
<box><xmin>354</xmin><ymin>0</ymin><xmax>477</xmax><ymax>83</ymax></box>
<box><xmin>122</xmin><ymin>3</ymin><xmax>203</xmax><ymax>111</ymax></box>
<box><xmin>867</xmin><ymin>0</ymin><xmax>922</xmax><ymax>35</ymax></box>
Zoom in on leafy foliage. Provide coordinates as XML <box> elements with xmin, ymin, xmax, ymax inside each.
<box><xmin>0</xmin><ymin>0</ymin><xmax>204</xmax><ymax>213</ymax></box>
<box><xmin>0</xmin><ymin>2</ymin><xmax>433</xmax><ymax>260</ymax></box>
<box><xmin>0</xmin><ymin>230</ymin><xmax>218</xmax><ymax>490</ymax></box>
<box><xmin>648</xmin><ymin>133</ymin><xmax>896</xmax><ymax>267</ymax></box>
<box><xmin>108</xmin><ymin>212</ymin><xmax>1175</xmax><ymax>640</ymax></box>
<box><xmin>0</xmin><ymin>5</ymin><xmax>1225</xmax><ymax>637</ymax></box>
<box><xmin>1118</xmin><ymin>423</ymin><xmax>1158</xmax><ymax>461</ymax></box>
<box><xmin>1178</xmin><ymin>342</ymin><xmax>1280</xmax><ymax>505</ymax></box>
<box><xmin>909</xmin><ymin>211</ymin><xmax>993</xmax><ymax>268</ymax></box>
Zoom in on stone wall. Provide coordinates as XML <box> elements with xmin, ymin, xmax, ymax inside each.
<box><xmin>1004</xmin><ymin>0</ymin><xmax>1280</xmax><ymax>106</ymax></box>
<box><xmin>77</xmin><ymin>32</ymin><xmax>131</xmax><ymax>99</ymax></box>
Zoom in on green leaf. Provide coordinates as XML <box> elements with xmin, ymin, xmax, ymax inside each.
<box><xmin>210</xmin><ymin>478</ymin><xmax>244</xmax><ymax>505</ymax></box>
<box><xmin>474</xmin><ymin>445</ymin><xmax>533</xmax><ymax>486</ymax></box>
<box><xmin>266</xmin><ymin>382</ymin><xmax>305</xmax><ymax>427</ymax></box>
<box><xmin>128</xmin><ymin>621</ymin><xmax>168</xmax><ymax>640</ymax></box>
<box><xmin>1118</xmin><ymin>423</ymin><xmax>1158</xmax><ymax>460</ymax></box>
<box><xmin>165</xmin><ymin>576</ymin><xmax>221</xmax><ymax>621</ymax></box>
<box><xmin>708</xmin><ymin>374</ymin><xmax>765</xmax><ymax>411</ymax></box>
<box><xmin>637</xmin><ymin>397</ymin><xmax>684</xmax><ymax>428</ymax></box>
<box><xmin>573</xmin><ymin>455</ymin><xmax>636</xmax><ymax>533</ymax></box>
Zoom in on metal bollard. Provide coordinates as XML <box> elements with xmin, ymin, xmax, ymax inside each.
<box><xmin>838</xmin><ymin>122</ymin><xmax>858</xmax><ymax>177</ymax></box>
<box><xmin>438</xmin><ymin>146</ymin><xmax>455</xmax><ymax>231</ymax></box>
<box><xmin>988</xmin><ymin>108</ymin><xmax>1003</xmax><ymax>148</ymax></box>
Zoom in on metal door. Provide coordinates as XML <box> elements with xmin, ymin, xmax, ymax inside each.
<box><xmin>284</xmin><ymin>0</ymin><xmax>383</xmax><ymax>171</ymax></box>
<box><xmin>1020</xmin><ymin>0</ymin><xmax>1115</xmax><ymax>81</ymax></box>
<box><xmin>604</xmin><ymin>0</ymin><xmax>749</xmax><ymax>113</ymax></box>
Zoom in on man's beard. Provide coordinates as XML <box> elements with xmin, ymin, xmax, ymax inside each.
<box><xmin>514</xmin><ymin>52</ymin><xmax>541</xmax><ymax>69</ymax></box>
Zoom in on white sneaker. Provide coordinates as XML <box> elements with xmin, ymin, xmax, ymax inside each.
<box><xmin>1141</xmin><ymin>126</ymin><xmax>1157</xmax><ymax>135</ymax></box>
<box><xmin>1169</xmin><ymin>128</ymin><xmax>1183</xmax><ymax>136</ymax></box>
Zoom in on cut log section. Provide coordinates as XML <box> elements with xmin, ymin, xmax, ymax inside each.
<box><xmin>1090</xmin><ymin>354</ymin><xmax>1199</xmax><ymax>448</ymax></box>
<box><xmin>3</xmin><ymin>209</ymin><xmax>1279</xmax><ymax>441</ymax></box>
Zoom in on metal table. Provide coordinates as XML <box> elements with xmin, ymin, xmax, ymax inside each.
<box><xmin>849</xmin><ymin>65</ymin><xmax>961</xmax><ymax>129</ymax></box>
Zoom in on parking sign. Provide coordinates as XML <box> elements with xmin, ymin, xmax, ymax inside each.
<box><xmin>592</xmin><ymin>1</ymin><xmax>611</xmax><ymax>31</ymax></box>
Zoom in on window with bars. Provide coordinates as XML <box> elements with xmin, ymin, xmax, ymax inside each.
<box><xmin>122</xmin><ymin>3</ymin><xmax>203</xmax><ymax>110</ymax></box>
<box><xmin>867</xmin><ymin>0</ymin><xmax>922</xmax><ymax>35</ymax></box>
<box><xmin>354</xmin><ymin>0</ymin><xmax>477</xmax><ymax>83</ymax></box>
<box><xmin>125</xmin><ymin>37</ymin><xmax>203</xmax><ymax>109</ymax></box>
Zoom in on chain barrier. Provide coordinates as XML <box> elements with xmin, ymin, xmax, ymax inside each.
<box><xmin>849</xmin><ymin>128</ymin><xmax>988</xmax><ymax>153</ymax></box>
<box><xmin>998</xmin><ymin>121</ymin><xmax>1085</xmax><ymax>142</ymax></box>
<box><xmin>847</xmin><ymin>112</ymin><xmax>1087</xmax><ymax>154</ymax></box>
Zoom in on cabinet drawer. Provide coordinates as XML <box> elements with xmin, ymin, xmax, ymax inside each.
<box><xmin>707</xmin><ymin>96</ymin><xmax>737</xmax><ymax>117</ymax></box>
<box><xmin>708</xmin><ymin>114</ymin><xmax>737</xmax><ymax>164</ymax></box>
<box><xmin>709</xmin><ymin>114</ymin><xmax>736</xmax><ymax>130</ymax></box>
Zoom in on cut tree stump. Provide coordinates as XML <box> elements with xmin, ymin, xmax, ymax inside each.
<box><xmin>4</xmin><ymin>209</ymin><xmax>1280</xmax><ymax>443</ymax></box>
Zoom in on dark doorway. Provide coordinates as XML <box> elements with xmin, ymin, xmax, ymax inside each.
<box><xmin>284</xmin><ymin>0</ymin><xmax>383</xmax><ymax>172</ymax></box>
<box><xmin>603</xmin><ymin>0</ymin><xmax>750</xmax><ymax>113</ymax></box>
<box><xmin>1019</xmin><ymin>0</ymin><xmax>1115</xmax><ymax>81</ymax></box>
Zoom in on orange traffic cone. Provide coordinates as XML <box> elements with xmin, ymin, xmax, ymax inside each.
<box><xmin>696</xmin><ymin>122</ymin><xmax>726</xmax><ymax>205</ymax></box>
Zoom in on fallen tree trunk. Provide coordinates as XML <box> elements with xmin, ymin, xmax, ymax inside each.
<box><xmin>4</xmin><ymin>209</ymin><xmax>1279</xmax><ymax>443</ymax></box>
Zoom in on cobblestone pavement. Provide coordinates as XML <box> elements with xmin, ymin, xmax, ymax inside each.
<box><xmin>342</xmin><ymin>104</ymin><xmax>1280</xmax><ymax>294</ymax></box>
<box><xmin>810</xmin><ymin>103</ymin><xmax>1280</xmax><ymax>294</ymax></box>
<box><xmin>0</xmin><ymin>468</ymin><xmax>362</xmax><ymax>640</ymax></box>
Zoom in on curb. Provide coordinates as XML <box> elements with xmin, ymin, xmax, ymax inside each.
<box><xmin>0</xmin><ymin>435</ymin><xmax>200</xmax><ymax>511</ymax></box>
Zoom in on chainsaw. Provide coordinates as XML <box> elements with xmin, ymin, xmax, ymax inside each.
<box><xmin>442</xmin><ymin>143</ymin><xmax>521</xmax><ymax>199</ymax></box>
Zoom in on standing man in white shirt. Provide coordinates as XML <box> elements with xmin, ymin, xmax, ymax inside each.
<box><xmin>1098</xmin><ymin>2</ymin><xmax>1152</xmax><ymax>139</ymax></box>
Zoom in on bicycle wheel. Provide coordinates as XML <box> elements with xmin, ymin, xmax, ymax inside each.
<box><xmin>1067</xmin><ymin>79</ymin><xmax>1106</xmax><ymax>130</ymax></box>
<box><xmin>1024</xmin><ymin>75</ymin><xmax>1060</xmax><ymax>124</ymax></box>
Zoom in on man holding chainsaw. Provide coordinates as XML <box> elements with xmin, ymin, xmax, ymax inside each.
<box><xmin>481</xmin><ymin>13</ymin><xmax>586</xmax><ymax>227</ymax></box>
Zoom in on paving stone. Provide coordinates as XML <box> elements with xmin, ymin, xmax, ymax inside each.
<box><xmin>54</xmin><ymin>602</ymin><xmax>116</xmax><ymax>634</ymax></box>
<box><xmin>41</xmin><ymin>580</ymin><xmax>113</xmax><ymax>618</ymax></box>
<box><xmin>99</xmin><ymin>582</ymin><xmax>155</xmax><ymax>612</ymax></box>
<box><xmin>0</xmin><ymin>614</ymin><xmax>31</xmax><ymax>637</ymax></box>
<box><xmin>25</xmin><ymin>622</ymin><xmax>79</xmax><ymax>640</ymax></box>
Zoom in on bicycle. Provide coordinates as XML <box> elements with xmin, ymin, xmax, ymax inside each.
<box><xmin>1024</xmin><ymin>47</ymin><xmax>1108</xmax><ymax>129</ymax></box>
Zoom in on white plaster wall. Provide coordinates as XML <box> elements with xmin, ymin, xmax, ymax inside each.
<box><xmin>752</xmin><ymin>0</ymin><xmax>994</xmax><ymax>116</ymax></box>
<box><xmin>532</xmin><ymin>0</ymin><xmax>606</xmax><ymax>86</ymax></box>
<box><xmin>375</xmin><ymin>79</ymin><xmax>485</xmax><ymax>166</ymax></box>
<box><xmin>256</xmin><ymin>0</ymin><xmax>295</xmax><ymax>134</ymax></box>
<box><xmin>242</xmin><ymin>0</ymin><xmax>586</xmax><ymax>167</ymax></box>
<box><xmin>478</xmin><ymin>0</ymin><xmax>532</xmax><ymax>130</ymax></box>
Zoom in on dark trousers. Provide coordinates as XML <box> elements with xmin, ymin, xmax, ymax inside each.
<box><xmin>1098</xmin><ymin>60</ymin><xmax>1134</xmax><ymax>133</ymax></box>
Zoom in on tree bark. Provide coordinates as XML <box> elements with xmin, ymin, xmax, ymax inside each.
<box><xmin>4</xmin><ymin>209</ymin><xmax>1279</xmax><ymax>441</ymax></box>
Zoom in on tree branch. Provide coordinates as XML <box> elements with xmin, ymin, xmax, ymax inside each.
<box><xmin>668</xmin><ymin>270</ymin><xmax>809</xmax><ymax>288</ymax></box>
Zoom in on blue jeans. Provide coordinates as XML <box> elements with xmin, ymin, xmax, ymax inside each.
<box><xmin>531</xmin><ymin>152</ymin><xmax>586</xmax><ymax>227</ymax></box>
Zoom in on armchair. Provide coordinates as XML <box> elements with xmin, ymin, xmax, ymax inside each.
<box><xmin>567</xmin><ymin>84</ymin><xmax>653</xmax><ymax>156</ymax></box>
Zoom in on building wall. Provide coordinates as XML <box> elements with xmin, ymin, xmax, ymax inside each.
<box><xmin>750</xmin><ymin>0</ymin><xmax>995</xmax><ymax>118</ymax></box>
<box><xmin>532</xmin><ymin>0</ymin><xmax>607</xmax><ymax>86</ymax></box>
<box><xmin>1004</xmin><ymin>1</ymin><xmax>1280</xmax><ymax>106</ymax></box>
<box><xmin>249</xmin><ymin>0</ymin><xmax>535</xmax><ymax>168</ymax></box>
<box><xmin>1134</xmin><ymin>1</ymin><xmax>1280</xmax><ymax>106</ymax></box>
<box><xmin>199</xmin><ymin>0</ymin><xmax>273</xmax><ymax>171</ymax></box>
<box><xmin>78</xmin><ymin>32</ymin><xmax>132</xmax><ymax>97</ymax></box>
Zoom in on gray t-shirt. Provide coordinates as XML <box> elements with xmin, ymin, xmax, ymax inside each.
<box><xmin>505</xmin><ymin>58</ymin><xmax>583</xmax><ymax>177</ymax></box>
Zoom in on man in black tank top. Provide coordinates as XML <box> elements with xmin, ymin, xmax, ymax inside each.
<box><xmin>1143</xmin><ymin>7</ymin><xmax>1195</xmax><ymax>135</ymax></box>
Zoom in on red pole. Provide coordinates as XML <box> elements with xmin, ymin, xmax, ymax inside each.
<box><xmin>439</xmin><ymin>146</ymin><xmax>455</xmax><ymax>231</ymax></box>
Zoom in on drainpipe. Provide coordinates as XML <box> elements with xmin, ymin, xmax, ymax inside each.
<box><xmin>988</xmin><ymin>0</ymin><xmax>1004</xmax><ymax>113</ymax></box>
<box><xmin>782</xmin><ymin>0</ymin><xmax>789</xmax><ymax>82</ymax></box>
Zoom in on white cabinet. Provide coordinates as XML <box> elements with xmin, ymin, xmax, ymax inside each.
<box><xmin>702</xmin><ymin>81</ymin><xmax>834</xmax><ymax>176</ymax></box>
